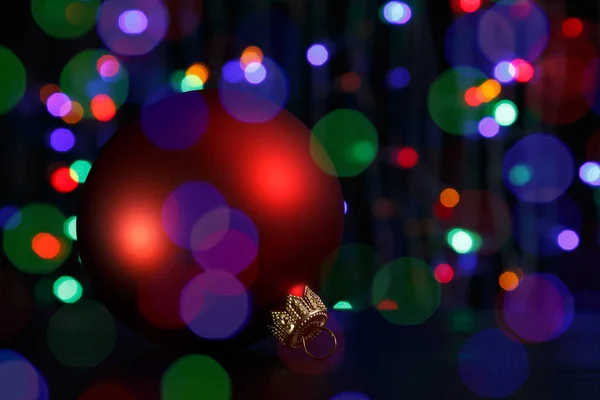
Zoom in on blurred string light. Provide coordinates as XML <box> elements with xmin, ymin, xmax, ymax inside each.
<box><xmin>310</xmin><ymin>109</ymin><xmax>378</xmax><ymax>177</ymax></box>
<box><xmin>240</xmin><ymin>46</ymin><xmax>264</xmax><ymax>68</ymax></box>
<box><xmin>63</xmin><ymin>216</ymin><xmax>77</xmax><ymax>240</ymax></box>
<box><xmin>434</xmin><ymin>263</ymin><xmax>454</xmax><ymax>284</ymax></box>
<box><xmin>333</xmin><ymin>301</ymin><xmax>353</xmax><ymax>310</ymax></box>
<box><xmin>0</xmin><ymin>350</ymin><xmax>49</xmax><ymax>399</ymax></box>
<box><xmin>97</xmin><ymin>0</ymin><xmax>168</xmax><ymax>56</ymax></box>
<box><xmin>478</xmin><ymin>116</ymin><xmax>500</xmax><ymax>138</ymax></box>
<box><xmin>31</xmin><ymin>0</ymin><xmax>101</xmax><ymax>39</ymax></box>
<box><xmin>562</xmin><ymin>17</ymin><xmax>583</xmax><ymax>38</ymax></box>
<box><xmin>51</xmin><ymin>167</ymin><xmax>78</xmax><ymax>193</ymax></box>
<box><xmin>579</xmin><ymin>161</ymin><xmax>600</xmax><ymax>186</ymax></box>
<box><xmin>49</xmin><ymin>128</ymin><xmax>76</xmax><ymax>153</ymax></box>
<box><xmin>380</xmin><ymin>1</ymin><xmax>412</xmax><ymax>25</ymax></box>
<box><xmin>53</xmin><ymin>276</ymin><xmax>83</xmax><ymax>304</ymax></box>
<box><xmin>330</xmin><ymin>392</ymin><xmax>371</xmax><ymax>400</ymax></box>
<box><xmin>244</xmin><ymin>62</ymin><xmax>267</xmax><ymax>84</ymax></box>
<box><xmin>386</xmin><ymin>67</ymin><xmax>411</xmax><ymax>90</ymax></box>
<box><xmin>493</xmin><ymin>100</ymin><xmax>518</xmax><ymax>126</ymax></box>
<box><xmin>70</xmin><ymin>160</ymin><xmax>92</xmax><ymax>183</ymax></box>
<box><xmin>447</xmin><ymin>228</ymin><xmax>482</xmax><ymax>254</ymax></box>
<box><xmin>458</xmin><ymin>0</ymin><xmax>481</xmax><ymax>13</ymax></box>
<box><xmin>59</xmin><ymin>50</ymin><xmax>128</xmax><ymax>121</ymax></box>
<box><xmin>395</xmin><ymin>146</ymin><xmax>418</xmax><ymax>169</ymax></box>
<box><xmin>440</xmin><ymin>188</ymin><xmax>460</xmax><ymax>208</ymax></box>
<box><xmin>557</xmin><ymin>229</ymin><xmax>579</xmax><ymax>251</ymax></box>
<box><xmin>499</xmin><ymin>271</ymin><xmax>520</xmax><ymax>291</ymax></box>
<box><xmin>306</xmin><ymin>44</ymin><xmax>329</xmax><ymax>66</ymax></box>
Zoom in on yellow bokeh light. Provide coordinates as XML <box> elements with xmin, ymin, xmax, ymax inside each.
<box><xmin>440</xmin><ymin>188</ymin><xmax>460</xmax><ymax>208</ymax></box>
<box><xmin>186</xmin><ymin>63</ymin><xmax>209</xmax><ymax>84</ymax></box>
<box><xmin>476</xmin><ymin>79</ymin><xmax>501</xmax><ymax>103</ymax></box>
<box><xmin>240</xmin><ymin>46</ymin><xmax>264</xmax><ymax>68</ymax></box>
<box><xmin>62</xmin><ymin>101</ymin><xmax>84</xmax><ymax>124</ymax></box>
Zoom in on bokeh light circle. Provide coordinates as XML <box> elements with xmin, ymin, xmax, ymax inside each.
<box><xmin>503</xmin><ymin>273</ymin><xmax>574</xmax><ymax>343</ymax></box>
<box><xmin>98</xmin><ymin>0</ymin><xmax>169</xmax><ymax>56</ymax></box>
<box><xmin>372</xmin><ymin>258</ymin><xmax>441</xmax><ymax>325</ymax></box>
<box><xmin>477</xmin><ymin>2</ymin><xmax>549</xmax><ymax>65</ymax></box>
<box><xmin>458</xmin><ymin>329</ymin><xmax>529</xmax><ymax>398</ymax></box>
<box><xmin>47</xmin><ymin>300</ymin><xmax>117</xmax><ymax>368</ymax></box>
<box><xmin>31</xmin><ymin>0</ymin><xmax>101</xmax><ymax>39</ymax></box>
<box><xmin>60</xmin><ymin>49</ymin><xmax>129</xmax><ymax>119</ymax></box>
<box><xmin>0</xmin><ymin>350</ymin><xmax>48</xmax><ymax>400</ymax></box>
<box><xmin>49</xmin><ymin>128</ymin><xmax>76</xmax><ymax>152</ymax></box>
<box><xmin>219</xmin><ymin>57</ymin><xmax>289</xmax><ymax>123</ymax></box>
<box><xmin>428</xmin><ymin>67</ymin><xmax>495</xmax><ymax>135</ymax></box>
<box><xmin>310</xmin><ymin>109</ymin><xmax>378</xmax><ymax>177</ymax></box>
<box><xmin>331</xmin><ymin>391</ymin><xmax>371</xmax><ymax>400</ymax></box>
<box><xmin>180</xmin><ymin>270</ymin><xmax>250</xmax><ymax>340</ymax></box>
<box><xmin>161</xmin><ymin>354</ymin><xmax>231</xmax><ymax>400</ymax></box>
<box><xmin>3</xmin><ymin>203</ymin><xmax>72</xmax><ymax>274</ymax></box>
<box><xmin>161</xmin><ymin>181</ymin><xmax>228</xmax><ymax>249</ymax></box>
<box><xmin>0</xmin><ymin>46</ymin><xmax>26</xmax><ymax>115</ymax></box>
<box><xmin>446</xmin><ymin>190</ymin><xmax>512</xmax><ymax>255</ymax></box>
<box><xmin>191</xmin><ymin>208</ymin><xmax>259</xmax><ymax>275</ymax></box>
<box><xmin>512</xmin><ymin>195</ymin><xmax>582</xmax><ymax>257</ymax></box>
<box><xmin>503</xmin><ymin>134</ymin><xmax>574</xmax><ymax>203</ymax></box>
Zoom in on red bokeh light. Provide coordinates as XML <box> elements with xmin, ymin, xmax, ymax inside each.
<box><xmin>511</xmin><ymin>59</ymin><xmax>534</xmax><ymax>83</ymax></box>
<box><xmin>91</xmin><ymin>94</ymin><xmax>116</xmax><ymax>122</ymax></box>
<box><xmin>50</xmin><ymin>167</ymin><xmax>78</xmax><ymax>193</ymax></box>
<box><xmin>464</xmin><ymin>87</ymin><xmax>481</xmax><ymax>106</ymax></box>
<box><xmin>460</xmin><ymin>0</ymin><xmax>481</xmax><ymax>13</ymax></box>
<box><xmin>434</xmin><ymin>263</ymin><xmax>454</xmax><ymax>283</ymax></box>
<box><xmin>396</xmin><ymin>147</ymin><xmax>418</xmax><ymax>169</ymax></box>
<box><xmin>562</xmin><ymin>18</ymin><xmax>583</xmax><ymax>38</ymax></box>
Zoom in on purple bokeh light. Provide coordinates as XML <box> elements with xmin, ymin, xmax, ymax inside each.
<box><xmin>49</xmin><ymin>128</ymin><xmax>76</xmax><ymax>152</ymax></box>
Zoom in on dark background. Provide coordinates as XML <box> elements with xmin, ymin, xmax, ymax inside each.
<box><xmin>3</xmin><ymin>0</ymin><xmax>600</xmax><ymax>399</ymax></box>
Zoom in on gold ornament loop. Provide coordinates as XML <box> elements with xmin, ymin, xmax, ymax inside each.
<box><xmin>268</xmin><ymin>286</ymin><xmax>337</xmax><ymax>360</ymax></box>
<box><xmin>301</xmin><ymin>326</ymin><xmax>337</xmax><ymax>360</ymax></box>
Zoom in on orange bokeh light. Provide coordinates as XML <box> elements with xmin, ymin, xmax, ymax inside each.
<box><xmin>499</xmin><ymin>271</ymin><xmax>519</xmax><ymax>291</ymax></box>
<box><xmin>186</xmin><ymin>63</ymin><xmax>210</xmax><ymax>83</ymax></box>
<box><xmin>240</xmin><ymin>46</ymin><xmax>264</xmax><ymax>68</ymax></box>
<box><xmin>440</xmin><ymin>188</ymin><xmax>460</xmax><ymax>208</ymax></box>
<box><xmin>32</xmin><ymin>233</ymin><xmax>61</xmax><ymax>259</ymax></box>
<box><xmin>62</xmin><ymin>101</ymin><xmax>84</xmax><ymax>124</ymax></box>
<box><xmin>477</xmin><ymin>79</ymin><xmax>501</xmax><ymax>102</ymax></box>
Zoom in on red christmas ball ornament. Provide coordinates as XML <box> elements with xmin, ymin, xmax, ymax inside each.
<box><xmin>77</xmin><ymin>89</ymin><xmax>344</xmax><ymax>353</ymax></box>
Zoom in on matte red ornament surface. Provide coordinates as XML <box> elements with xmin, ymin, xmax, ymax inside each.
<box><xmin>77</xmin><ymin>89</ymin><xmax>344</xmax><ymax>353</ymax></box>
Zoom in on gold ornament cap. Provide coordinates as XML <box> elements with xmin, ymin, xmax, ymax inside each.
<box><xmin>269</xmin><ymin>286</ymin><xmax>337</xmax><ymax>360</ymax></box>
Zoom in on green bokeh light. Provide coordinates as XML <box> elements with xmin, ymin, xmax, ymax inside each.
<box><xmin>31</xmin><ymin>0</ymin><xmax>101</xmax><ymax>39</ymax></box>
<box><xmin>70</xmin><ymin>160</ymin><xmax>91</xmax><ymax>183</ymax></box>
<box><xmin>3</xmin><ymin>203</ymin><xmax>72</xmax><ymax>274</ymax></box>
<box><xmin>170</xmin><ymin>70</ymin><xmax>186</xmax><ymax>92</ymax></box>
<box><xmin>310</xmin><ymin>109</ymin><xmax>378</xmax><ymax>177</ymax></box>
<box><xmin>446</xmin><ymin>228</ymin><xmax>482</xmax><ymax>254</ymax></box>
<box><xmin>47</xmin><ymin>300</ymin><xmax>116</xmax><ymax>368</ymax></box>
<box><xmin>53</xmin><ymin>276</ymin><xmax>83</xmax><ymax>303</ymax></box>
<box><xmin>493</xmin><ymin>100</ymin><xmax>518</xmax><ymax>126</ymax></box>
<box><xmin>428</xmin><ymin>67</ymin><xmax>494</xmax><ymax>135</ymax></box>
<box><xmin>0</xmin><ymin>46</ymin><xmax>26</xmax><ymax>115</ymax></box>
<box><xmin>333</xmin><ymin>301</ymin><xmax>353</xmax><ymax>310</ymax></box>
<box><xmin>162</xmin><ymin>355</ymin><xmax>231</xmax><ymax>400</ymax></box>
<box><xmin>64</xmin><ymin>216</ymin><xmax>77</xmax><ymax>240</ymax></box>
<box><xmin>509</xmin><ymin>164</ymin><xmax>532</xmax><ymax>186</ymax></box>
<box><xmin>181</xmin><ymin>75</ymin><xmax>203</xmax><ymax>92</ymax></box>
<box><xmin>372</xmin><ymin>257</ymin><xmax>441</xmax><ymax>325</ymax></box>
<box><xmin>60</xmin><ymin>49</ymin><xmax>129</xmax><ymax>118</ymax></box>
<box><xmin>320</xmin><ymin>243</ymin><xmax>378</xmax><ymax>311</ymax></box>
